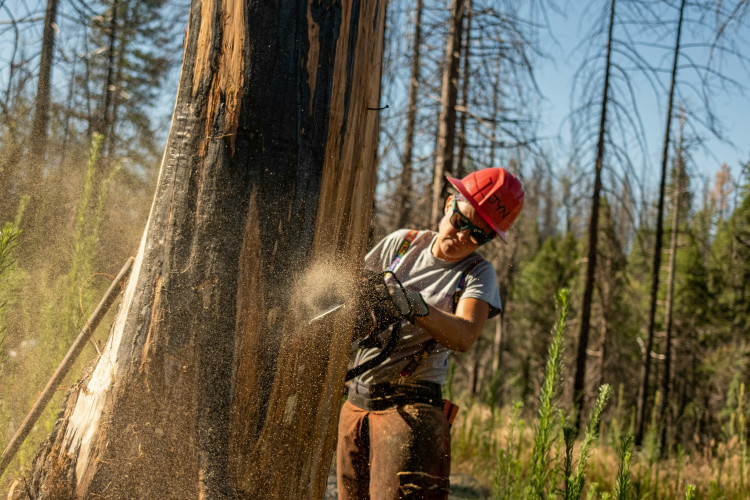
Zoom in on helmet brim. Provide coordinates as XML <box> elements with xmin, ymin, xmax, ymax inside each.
<box><xmin>446</xmin><ymin>176</ymin><xmax>508</xmax><ymax>244</ymax></box>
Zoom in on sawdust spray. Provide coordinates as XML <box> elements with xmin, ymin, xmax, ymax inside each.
<box><xmin>288</xmin><ymin>258</ymin><xmax>359</xmax><ymax>328</ymax></box>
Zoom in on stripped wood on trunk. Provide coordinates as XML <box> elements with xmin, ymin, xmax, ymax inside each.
<box><xmin>22</xmin><ymin>1</ymin><xmax>386</xmax><ymax>498</ymax></box>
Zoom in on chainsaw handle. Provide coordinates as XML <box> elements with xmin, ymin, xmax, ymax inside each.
<box><xmin>345</xmin><ymin>322</ymin><xmax>402</xmax><ymax>382</ymax></box>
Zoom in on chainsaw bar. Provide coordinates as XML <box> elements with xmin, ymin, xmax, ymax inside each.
<box><xmin>307</xmin><ymin>303</ymin><xmax>346</xmax><ymax>324</ymax></box>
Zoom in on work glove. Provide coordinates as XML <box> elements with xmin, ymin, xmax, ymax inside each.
<box><xmin>405</xmin><ymin>289</ymin><xmax>429</xmax><ymax>317</ymax></box>
<box><xmin>387</xmin><ymin>283</ymin><xmax>429</xmax><ymax>318</ymax></box>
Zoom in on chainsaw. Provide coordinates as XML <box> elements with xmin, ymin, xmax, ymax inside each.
<box><xmin>308</xmin><ymin>271</ymin><xmax>415</xmax><ymax>381</ymax></box>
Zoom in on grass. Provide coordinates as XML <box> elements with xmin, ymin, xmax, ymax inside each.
<box><xmin>0</xmin><ymin>136</ymin><xmax>123</xmax><ymax>490</ymax></box>
<box><xmin>450</xmin><ymin>287</ymin><xmax>748</xmax><ymax>499</ymax></box>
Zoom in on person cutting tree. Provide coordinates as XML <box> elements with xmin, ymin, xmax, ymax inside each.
<box><xmin>336</xmin><ymin>167</ymin><xmax>525</xmax><ymax>499</ymax></box>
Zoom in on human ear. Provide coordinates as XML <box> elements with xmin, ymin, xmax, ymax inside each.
<box><xmin>444</xmin><ymin>195</ymin><xmax>453</xmax><ymax>214</ymax></box>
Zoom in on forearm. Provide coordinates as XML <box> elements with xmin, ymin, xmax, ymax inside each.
<box><xmin>413</xmin><ymin>298</ymin><xmax>489</xmax><ymax>352</ymax></box>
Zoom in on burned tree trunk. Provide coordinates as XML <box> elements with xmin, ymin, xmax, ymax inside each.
<box><xmin>28</xmin><ymin>0</ymin><xmax>59</xmax><ymax>162</ymax></box>
<box><xmin>22</xmin><ymin>0</ymin><xmax>385</xmax><ymax>498</ymax></box>
<box><xmin>572</xmin><ymin>0</ymin><xmax>616</xmax><ymax>432</ymax></box>
<box><xmin>635</xmin><ymin>0</ymin><xmax>686</xmax><ymax>445</ymax></box>
<box><xmin>96</xmin><ymin>0</ymin><xmax>119</xmax><ymax>160</ymax></box>
<box><xmin>454</xmin><ymin>1</ymin><xmax>471</xmax><ymax>180</ymax></box>
<box><xmin>659</xmin><ymin>110</ymin><xmax>686</xmax><ymax>452</ymax></box>
<box><xmin>393</xmin><ymin>0</ymin><xmax>423</xmax><ymax>228</ymax></box>
<box><xmin>430</xmin><ymin>0</ymin><xmax>466</xmax><ymax>225</ymax></box>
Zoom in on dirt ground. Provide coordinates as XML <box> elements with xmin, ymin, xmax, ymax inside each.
<box><xmin>324</xmin><ymin>472</ymin><xmax>490</xmax><ymax>499</ymax></box>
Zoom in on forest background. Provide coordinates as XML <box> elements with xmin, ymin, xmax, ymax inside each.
<box><xmin>1</xmin><ymin>0</ymin><xmax>749</xmax><ymax>497</ymax></box>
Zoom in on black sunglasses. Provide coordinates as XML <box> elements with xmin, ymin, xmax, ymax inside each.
<box><xmin>449</xmin><ymin>198</ymin><xmax>496</xmax><ymax>245</ymax></box>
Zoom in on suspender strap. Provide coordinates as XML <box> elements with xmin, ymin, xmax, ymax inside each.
<box><xmin>389</xmin><ymin>230</ymin><xmax>419</xmax><ymax>272</ymax></box>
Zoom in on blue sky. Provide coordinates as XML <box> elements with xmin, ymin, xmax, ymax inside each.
<box><xmin>536</xmin><ymin>1</ymin><xmax>750</xmax><ymax>188</ymax></box>
<box><xmin>3</xmin><ymin>0</ymin><xmax>745</xmax><ymax>194</ymax></box>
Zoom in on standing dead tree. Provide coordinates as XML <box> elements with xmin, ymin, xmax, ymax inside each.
<box><xmin>430</xmin><ymin>0</ymin><xmax>466</xmax><ymax>225</ymax></box>
<box><xmin>572</xmin><ymin>0</ymin><xmax>616</xmax><ymax>432</ymax></box>
<box><xmin>658</xmin><ymin>110</ymin><xmax>687</xmax><ymax>452</ymax></box>
<box><xmin>635</xmin><ymin>0</ymin><xmax>686</xmax><ymax>445</ymax></box>
<box><xmin>27</xmin><ymin>0</ymin><xmax>59</xmax><ymax>165</ymax></box>
<box><xmin>393</xmin><ymin>0</ymin><xmax>424</xmax><ymax>229</ymax></box>
<box><xmin>634</xmin><ymin>0</ymin><xmax>750</xmax><ymax>446</ymax></box>
<box><xmin>19</xmin><ymin>0</ymin><xmax>386</xmax><ymax>498</ymax></box>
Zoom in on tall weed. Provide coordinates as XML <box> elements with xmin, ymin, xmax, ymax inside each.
<box><xmin>493</xmin><ymin>402</ymin><xmax>524</xmax><ymax>500</ymax></box>
<box><xmin>525</xmin><ymin>288</ymin><xmax>569</xmax><ymax>498</ymax></box>
<box><xmin>566</xmin><ymin>384</ymin><xmax>612</xmax><ymax>499</ymax></box>
<box><xmin>0</xmin><ymin>223</ymin><xmax>22</xmax><ymax>346</ymax></box>
<box><xmin>613</xmin><ymin>434</ymin><xmax>634</xmax><ymax>499</ymax></box>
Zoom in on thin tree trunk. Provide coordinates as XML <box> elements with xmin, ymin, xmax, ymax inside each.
<box><xmin>22</xmin><ymin>0</ymin><xmax>59</xmax><ymax>227</ymax></box>
<box><xmin>431</xmin><ymin>0</ymin><xmax>466</xmax><ymax>225</ymax></box>
<box><xmin>84</xmin><ymin>37</ymin><xmax>94</xmax><ymax>140</ymax></box>
<box><xmin>455</xmin><ymin>1</ymin><xmax>471</xmax><ymax>180</ymax></box>
<box><xmin>23</xmin><ymin>1</ymin><xmax>386</xmax><ymax>498</ymax></box>
<box><xmin>490</xmin><ymin>312</ymin><xmax>503</xmax><ymax>404</ymax></box>
<box><xmin>572</xmin><ymin>0</ymin><xmax>616</xmax><ymax>432</ymax></box>
<box><xmin>468</xmin><ymin>337</ymin><xmax>480</xmax><ymax>396</ymax></box>
<box><xmin>105</xmin><ymin>34</ymin><xmax>125</xmax><ymax>163</ymax></box>
<box><xmin>1</xmin><ymin>35</ymin><xmax>19</xmax><ymax>115</ymax></box>
<box><xmin>659</xmin><ymin>112</ymin><xmax>684</xmax><ymax>453</ymax></box>
<box><xmin>19</xmin><ymin>0</ymin><xmax>60</xmax><ymax>264</ymax></box>
<box><xmin>28</xmin><ymin>0</ymin><xmax>59</xmax><ymax>163</ymax></box>
<box><xmin>97</xmin><ymin>0</ymin><xmax>119</xmax><ymax>141</ymax></box>
<box><xmin>58</xmin><ymin>58</ymin><xmax>79</xmax><ymax>170</ymax></box>
<box><xmin>635</xmin><ymin>0</ymin><xmax>686</xmax><ymax>445</ymax></box>
<box><xmin>597</xmin><ymin>274</ymin><xmax>610</xmax><ymax>391</ymax></box>
<box><xmin>491</xmin><ymin>312</ymin><xmax>503</xmax><ymax>376</ymax></box>
<box><xmin>731</xmin><ymin>183</ymin><xmax>743</xmax><ymax>347</ymax></box>
<box><xmin>488</xmin><ymin>75</ymin><xmax>509</xmax><ymax>404</ymax></box>
<box><xmin>459</xmin><ymin>2</ymin><xmax>477</xmax><ymax>395</ymax></box>
<box><xmin>394</xmin><ymin>0</ymin><xmax>423</xmax><ymax>228</ymax></box>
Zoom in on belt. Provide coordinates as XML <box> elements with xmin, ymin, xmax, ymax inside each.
<box><xmin>347</xmin><ymin>380</ymin><xmax>443</xmax><ymax>411</ymax></box>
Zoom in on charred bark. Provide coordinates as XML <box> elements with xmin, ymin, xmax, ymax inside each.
<box><xmin>430</xmin><ymin>0</ymin><xmax>466</xmax><ymax>225</ymax></box>
<box><xmin>28</xmin><ymin>0</ymin><xmax>59</xmax><ymax>162</ymax></box>
<box><xmin>96</xmin><ymin>0</ymin><xmax>119</xmax><ymax>144</ymax></box>
<box><xmin>635</xmin><ymin>0</ymin><xmax>686</xmax><ymax>446</ymax></box>
<box><xmin>455</xmin><ymin>2</ymin><xmax>471</xmax><ymax>180</ymax></box>
<box><xmin>572</xmin><ymin>0</ymin><xmax>616</xmax><ymax>432</ymax></box>
<box><xmin>659</xmin><ymin>110</ymin><xmax>686</xmax><ymax>453</ymax></box>
<box><xmin>393</xmin><ymin>0</ymin><xmax>423</xmax><ymax>229</ymax></box>
<box><xmin>22</xmin><ymin>0</ymin><xmax>385</xmax><ymax>498</ymax></box>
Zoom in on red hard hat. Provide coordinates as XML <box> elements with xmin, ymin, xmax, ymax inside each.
<box><xmin>447</xmin><ymin>168</ymin><xmax>524</xmax><ymax>243</ymax></box>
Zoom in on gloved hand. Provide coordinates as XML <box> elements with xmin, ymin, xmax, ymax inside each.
<box><xmin>405</xmin><ymin>289</ymin><xmax>429</xmax><ymax>317</ymax></box>
<box><xmin>386</xmin><ymin>283</ymin><xmax>429</xmax><ymax>318</ymax></box>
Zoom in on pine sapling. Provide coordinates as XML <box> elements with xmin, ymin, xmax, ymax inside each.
<box><xmin>562</xmin><ymin>421</ymin><xmax>576</xmax><ymax>498</ymax></box>
<box><xmin>614</xmin><ymin>434</ymin><xmax>634</xmax><ymax>500</ymax></box>
<box><xmin>493</xmin><ymin>401</ymin><xmax>523</xmax><ymax>500</ymax></box>
<box><xmin>525</xmin><ymin>288</ymin><xmax>570</xmax><ymax>498</ymax></box>
<box><xmin>685</xmin><ymin>483</ymin><xmax>696</xmax><ymax>500</ymax></box>
<box><xmin>0</xmin><ymin>221</ymin><xmax>22</xmax><ymax>350</ymax></box>
<box><xmin>0</xmin><ymin>224</ymin><xmax>22</xmax><ymax>277</ymax></box>
<box><xmin>568</xmin><ymin>384</ymin><xmax>612</xmax><ymax>499</ymax></box>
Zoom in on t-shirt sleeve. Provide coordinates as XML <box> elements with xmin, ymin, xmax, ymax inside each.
<box><xmin>459</xmin><ymin>259</ymin><xmax>502</xmax><ymax>318</ymax></box>
<box><xmin>364</xmin><ymin>229</ymin><xmax>411</xmax><ymax>272</ymax></box>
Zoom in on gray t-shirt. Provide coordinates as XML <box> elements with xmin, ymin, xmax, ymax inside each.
<box><xmin>351</xmin><ymin>229</ymin><xmax>502</xmax><ymax>386</ymax></box>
